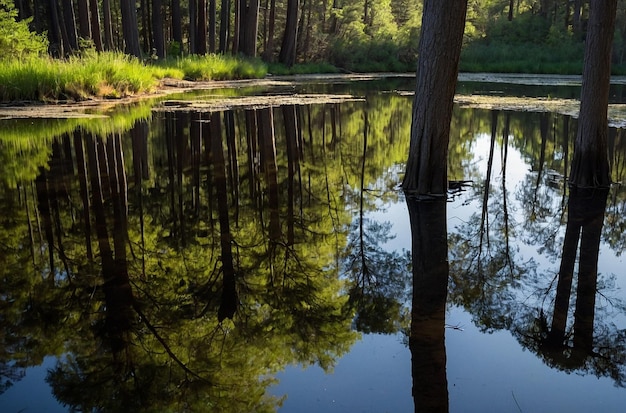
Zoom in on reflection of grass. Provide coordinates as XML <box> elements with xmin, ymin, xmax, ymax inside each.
<box><xmin>0</xmin><ymin>52</ymin><xmax>267</xmax><ymax>102</ymax></box>
<box><xmin>0</xmin><ymin>100</ymin><xmax>154</xmax><ymax>146</ymax></box>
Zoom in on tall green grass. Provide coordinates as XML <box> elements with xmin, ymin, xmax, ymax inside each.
<box><xmin>0</xmin><ymin>52</ymin><xmax>267</xmax><ymax>102</ymax></box>
<box><xmin>171</xmin><ymin>54</ymin><xmax>267</xmax><ymax>80</ymax></box>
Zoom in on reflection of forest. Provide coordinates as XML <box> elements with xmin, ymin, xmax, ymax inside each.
<box><xmin>0</xmin><ymin>93</ymin><xmax>414</xmax><ymax>411</ymax></box>
<box><xmin>448</xmin><ymin>109</ymin><xmax>626</xmax><ymax>387</ymax></box>
<box><xmin>3</xmin><ymin>95</ymin><xmax>626</xmax><ymax>410</ymax></box>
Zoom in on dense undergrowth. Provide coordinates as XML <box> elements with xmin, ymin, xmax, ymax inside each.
<box><xmin>6</xmin><ymin>0</ymin><xmax>626</xmax><ymax>103</ymax></box>
<box><xmin>0</xmin><ymin>52</ymin><xmax>268</xmax><ymax>102</ymax></box>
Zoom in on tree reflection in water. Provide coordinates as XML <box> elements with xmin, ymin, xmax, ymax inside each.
<box><xmin>407</xmin><ymin>197</ymin><xmax>449</xmax><ymax>413</ymax></box>
<box><xmin>4</xmin><ymin>90</ymin><xmax>626</xmax><ymax>410</ymax></box>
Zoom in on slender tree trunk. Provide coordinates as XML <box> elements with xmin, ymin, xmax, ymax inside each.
<box><xmin>189</xmin><ymin>0</ymin><xmax>197</xmax><ymax>52</ymax></box>
<box><xmin>401</xmin><ymin>0</ymin><xmax>468</xmax><ymax>195</ymax></box>
<box><xmin>197</xmin><ymin>0</ymin><xmax>208</xmax><ymax>54</ymax></box>
<box><xmin>101</xmin><ymin>0</ymin><xmax>113</xmax><ymax>50</ymax></box>
<box><xmin>569</xmin><ymin>1</ymin><xmax>617</xmax><ymax>188</ymax></box>
<box><xmin>209</xmin><ymin>0</ymin><xmax>216</xmax><ymax>52</ymax></box>
<box><xmin>171</xmin><ymin>0</ymin><xmax>183</xmax><ymax>49</ymax></box>
<box><xmin>62</xmin><ymin>0</ymin><xmax>79</xmax><ymax>51</ymax></box>
<box><xmin>153</xmin><ymin>0</ymin><xmax>166</xmax><ymax>57</ymax></box>
<box><xmin>219</xmin><ymin>0</ymin><xmax>230</xmax><ymax>52</ymax></box>
<box><xmin>48</xmin><ymin>0</ymin><xmax>64</xmax><ymax>56</ymax></box>
<box><xmin>262</xmin><ymin>0</ymin><xmax>276</xmax><ymax>60</ymax></box>
<box><xmin>120</xmin><ymin>0</ymin><xmax>141</xmax><ymax>56</ymax></box>
<box><xmin>278</xmin><ymin>0</ymin><xmax>299</xmax><ymax>66</ymax></box>
<box><xmin>77</xmin><ymin>0</ymin><xmax>91</xmax><ymax>40</ymax></box>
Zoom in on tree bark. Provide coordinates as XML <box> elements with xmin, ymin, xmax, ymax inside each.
<box><xmin>243</xmin><ymin>0</ymin><xmax>260</xmax><ymax>56</ymax></box>
<box><xmin>152</xmin><ymin>0</ymin><xmax>166</xmax><ymax>57</ymax></box>
<box><xmin>76</xmin><ymin>0</ymin><xmax>91</xmax><ymax>40</ymax></box>
<box><xmin>197</xmin><ymin>0</ymin><xmax>208</xmax><ymax>54</ymax></box>
<box><xmin>219</xmin><ymin>0</ymin><xmax>230</xmax><ymax>53</ymax></box>
<box><xmin>278</xmin><ymin>0</ymin><xmax>299</xmax><ymax>66</ymax></box>
<box><xmin>402</xmin><ymin>0</ymin><xmax>468</xmax><ymax>195</ymax></box>
<box><xmin>569</xmin><ymin>1</ymin><xmax>617</xmax><ymax>188</ymax></box>
<box><xmin>100</xmin><ymin>0</ymin><xmax>112</xmax><ymax>50</ymax></box>
<box><xmin>120</xmin><ymin>0</ymin><xmax>141</xmax><ymax>56</ymax></box>
<box><xmin>171</xmin><ymin>0</ymin><xmax>183</xmax><ymax>49</ymax></box>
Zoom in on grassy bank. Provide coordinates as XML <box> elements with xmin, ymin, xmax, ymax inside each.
<box><xmin>0</xmin><ymin>52</ymin><xmax>268</xmax><ymax>102</ymax></box>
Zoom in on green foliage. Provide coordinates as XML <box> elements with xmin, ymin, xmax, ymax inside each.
<box><xmin>267</xmin><ymin>62</ymin><xmax>340</xmax><ymax>75</ymax></box>
<box><xmin>0</xmin><ymin>52</ymin><xmax>164</xmax><ymax>101</ymax></box>
<box><xmin>461</xmin><ymin>11</ymin><xmax>585</xmax><ymax>74</ymax></box>
<box><xmin>0</xmin><ymin>0</ymin><xmax>47</xmax><ymax>59</ymax></box>
<box><xmin>173</xmin><ymin>54</ymin><xmax>267</xmax><ymax>81</ymax></box>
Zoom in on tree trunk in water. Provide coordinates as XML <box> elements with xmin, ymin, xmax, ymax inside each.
<box><xmin>278</xmin><ymin>0</ymin><xmax>299</xmax><ymax>66</ymax></box>
<box><xmin>401</xmin><ymin>0</ymin><xmax>468</xmax><ymax>195</ymax></box>
<box><xmin>569</xmin><ymin>1</ymin><xmax>616</xmax><ymax>189</ymax></box>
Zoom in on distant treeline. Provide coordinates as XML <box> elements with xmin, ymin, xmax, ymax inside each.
<box><xmin>4</xmin><ymin>0</ymin><xmax>626</xmax><ymax>73</ymax></box>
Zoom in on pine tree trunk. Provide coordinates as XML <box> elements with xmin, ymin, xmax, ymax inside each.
<box><xmin>569</xmin><ymin>1</ymin><xmax>617</xmax><ymax>189</ymax></box>
<box><xmin>402</xmin><ymin>0</ymin><xmax>468</xmax><ymax>195</ymax></box>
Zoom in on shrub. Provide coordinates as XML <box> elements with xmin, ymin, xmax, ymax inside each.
<box><xmin>0</xmin><ymin>0</ymin><xmax>48</xmax><ymax>59</ymax></box>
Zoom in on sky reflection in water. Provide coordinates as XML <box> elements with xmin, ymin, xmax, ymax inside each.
<box><xmin>1</xmin><ymin>77</ymin><xmax>626</xmax><ymax>412</ymax></box>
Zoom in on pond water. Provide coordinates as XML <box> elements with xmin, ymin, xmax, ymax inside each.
<box><xmin>1</xmin><ymin>76</ymin><xmax>626</xmax><ymax>412</ymax></box>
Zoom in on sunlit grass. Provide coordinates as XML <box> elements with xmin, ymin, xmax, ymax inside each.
<box><xmin>172</xmin><ymin>53</ymin><xmax>267</xmax><ymax>81</ymax></box>
<box><xmin>0</xmin><ymin>52</ymin><xmax>267</xmax><ymax>102</ymax></box>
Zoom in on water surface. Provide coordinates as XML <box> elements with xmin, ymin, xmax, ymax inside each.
<box><xmin>1</xmin><ymin>76</ymin><xmax>625</xmax><ymax>412</ymax></box>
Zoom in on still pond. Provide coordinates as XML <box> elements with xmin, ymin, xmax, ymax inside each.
<box><xmin>1</xmin><ymin>75</ymin><xmax>626</xmax><ymax>412</ymax></box>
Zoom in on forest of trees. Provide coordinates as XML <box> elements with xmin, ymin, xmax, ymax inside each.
<box><xmin>7</xmin><ymin>0</ymin><xmax>626</xmax><ymax>72</ymax></box>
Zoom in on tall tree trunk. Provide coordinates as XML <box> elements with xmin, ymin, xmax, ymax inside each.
<box><xmin>569</xmin><ymin>1</ymin><xmax>617</xmax><ymax>188</ymax></box>
<box><xmin>153</xmin><ymin>0</ymin><xmax>166</xmax><ymax>58</ymax></box>
<box><xmin>402</xmin><ymin>0</ymin><xmax>468</xmax><ymax>195</ymax></box>
<box><xmin>62</xmin><ymin>0</ymin><xmax>79</xmax><ymax>51</ymax></box>
<box><xmin>120</xmin><ymin>0</ymin><xmax>141</xmax><ymax>56</ymax></box>
<box><xmin>278</xmin><ymin>0</ymin><xmax>299</xmax><ymax>66</ymax></box>
<box><xmin>76</xmin><ymin>0</ymin><xmax>91</xmax><ymax>40</ymax></box>
<box><xmin>171</xmin><ymin>0</ymin><xmax>183</xmax><ymax>50</ymax></box>
<box><xmin>262</xmin><ymin>0</ymin><xmax>276</xmax><ymax>60</ymax></box>
<box><xmin>197</xmin><ymin>0</ymin><xmax>208</xmax><ymax>54</ymax></box>
<box><xmin>208</xmin><ymin>0</ymin><xmax>216</xmax><ymax>51</ymax></box>
<box><xmin>219</xmin><ymin>0</ymin><xmax>230</xmax><ymax>52</ymax></box>
<box><xmin>233</xmin><ymin>0</ymin><xmax>244</xmax><ymax>53</ymax></box>
<box><xmin>48</xmin><ymin>0</ymin><xmax>64</xmax><ymax>56</ymax></box>
<box><xmin>189</xmin><ymin>0</ymin><xmax>197</xmax><ymax>52</ymax></box>
<box><xmin>243</xmin><ymin>0</ymin><xmax>260</xmax><ymax>56</ymax></box>
<box><xmin>100</xmin><ymin>0</ymin><xmax>113</xmax><ymax>50</ymax></box>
